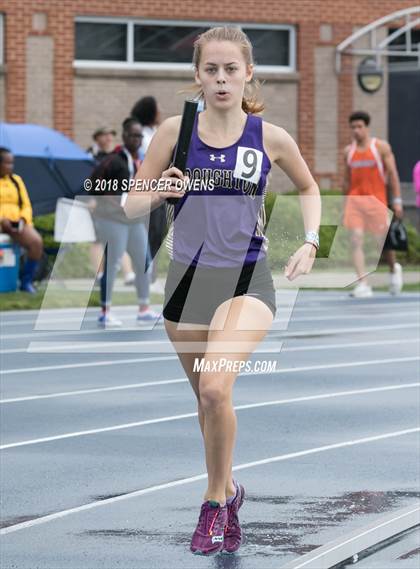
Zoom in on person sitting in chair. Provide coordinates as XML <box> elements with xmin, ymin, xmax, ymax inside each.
<box><xmin>0</xmin><ymin>147</ymin><xmax>43</xmax><ymax>293</ymax></box>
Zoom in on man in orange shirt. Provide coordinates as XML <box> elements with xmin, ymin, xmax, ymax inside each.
<box><xmin>0</xmin><ymin>147</ymin><xmax>43</xmax><ymax>293</ymax></box>
<box><xmin>343</xmin><ymin>111</ymin><xmax>404</xmax><ymax>297</ymax></box>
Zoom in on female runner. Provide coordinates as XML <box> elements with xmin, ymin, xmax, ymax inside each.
<box><xmin>125</xmin><ymin>26</ymin><xmax>321</xmax><ymax>556</ymax></box>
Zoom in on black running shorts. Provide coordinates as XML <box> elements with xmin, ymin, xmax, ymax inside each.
<box><xmin>163</xmin><ymin>256</ymin><xmax>276</xmax><ymax>324</ymax></box>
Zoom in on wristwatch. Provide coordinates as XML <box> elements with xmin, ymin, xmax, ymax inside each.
<box><xmin>304</xmin><ymin>230</ymin><xmax>320</xmax><ymax>250</ymax></box>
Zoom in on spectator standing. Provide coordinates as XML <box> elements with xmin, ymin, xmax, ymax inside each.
<box><xmin>87</xmin><ymin>126</ymin><xmax>136</xmax><ymax>286</ymax></box>
<box><xmin>86</xmin><ymin>126</ymin><xmax>116</xmax><ymax>165</ymax></box>
<box><xmin>91</xmin><ymin>118</ymin><xmax>159</xmax><ymax>327</ymax></box>
<box><xmin>343</xmin><ymin>111</ymin><xmax>404</xmax><ymax>297</ymax></box>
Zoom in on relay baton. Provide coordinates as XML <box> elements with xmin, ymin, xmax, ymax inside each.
<box><xmin>166</xmin><ymin>99</ymin><xmax>198</xmax><ymax>205</ymax></box>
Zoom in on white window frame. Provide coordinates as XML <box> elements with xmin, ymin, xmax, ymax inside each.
<box><xmin>0</xmin><ymin>14</ymin><xmax>4</xmax><ymax>65</ymax></box>
<box><xmin>73</xmin><ymin>17</ymin><xmax>296</xmax><ymax>73</ymax></box>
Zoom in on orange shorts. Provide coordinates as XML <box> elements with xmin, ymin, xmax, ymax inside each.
<box><xmin>343</xmin><ymin>195</ymin><xmax>390</xmax><ymax>235</ymax></box>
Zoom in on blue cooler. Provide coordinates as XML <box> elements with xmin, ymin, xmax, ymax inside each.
<box><xmin>0</xmin><ymin>234</ymin><xmax>20</xmax><ymax>293</ymax></box>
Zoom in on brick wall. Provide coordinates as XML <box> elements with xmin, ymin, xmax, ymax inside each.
<box><xmin>314</xmin><ymin>46</ymin><xmax>338</xmax><ymax>177</ymax></box>
<box><xmin>0</xmin><ymin>72</ymin><xmax>4</xmax><ymax>120</ymax></box>
<box><xmin>74</xmin><ymin>73</ymin><xmax>192</xmax><ymax>147</ymax></box>
<box><xmin>262</xmin><ymin>79</ymin><xmax>299</xmax><ymax>193</ymax></box>
<box><xmin>26</xmin><ymin>36</ymin><xmax>54</xmax><ymax>126</ymax></box>
<box><xmin>336</xmin><ymin>24</ymin><xmax>355</xmax><ymax>189</ymax></box>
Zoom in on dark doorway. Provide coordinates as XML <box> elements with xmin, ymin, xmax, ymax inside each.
<box><xmin>388</xmin><ymin>29</ymin><xmax>420</xmax><ymax>183</ymax></box>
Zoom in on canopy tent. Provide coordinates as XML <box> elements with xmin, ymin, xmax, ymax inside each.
<box><xmin>0</xmin><ymin>123</ymin><xmax>94</xmax><ymax>216</ymax></box>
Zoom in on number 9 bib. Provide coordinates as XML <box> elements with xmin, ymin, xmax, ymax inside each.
<box><xmin>233</xmin><ymin>147</ymin><xmax>263</xmax><ymax>185</ymax></box>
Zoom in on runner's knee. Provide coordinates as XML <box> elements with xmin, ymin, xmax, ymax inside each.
<box><xmin>199</xmin><ymin>381</ymin><xmax>230</xmax><ymax>411</ymax></box>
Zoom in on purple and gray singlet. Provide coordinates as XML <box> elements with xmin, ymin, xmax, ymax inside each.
<box><xmin>166</xmin><ymin>112</ymin><xmax>271</xmax><ymax>268</ymax></box>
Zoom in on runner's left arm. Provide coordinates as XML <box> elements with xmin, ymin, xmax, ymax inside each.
<box><xmin>271</xmin><ymin>125</ymin><xmax>321</xmax><ymax>239</ymax></box>
<box><xmin>266</xmin><ymin>123</ymin><xmax>321</xmax><ymax>280</ymax></box>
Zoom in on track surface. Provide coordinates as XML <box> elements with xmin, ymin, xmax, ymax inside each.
<box><xmin>1</xmin><ymin>290</ymin><xmax>419</xmax><ymax>568</ymax></box>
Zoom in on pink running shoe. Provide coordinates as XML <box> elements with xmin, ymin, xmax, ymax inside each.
<box><xmin>190</xmin><ymin>500</ymin><xmax>228</xmax><ymax>555</ymax></box>
<box><xmin>222</xmin><ymin>480</ymin><xmax>245</xmax><ymax>554</ymax></box>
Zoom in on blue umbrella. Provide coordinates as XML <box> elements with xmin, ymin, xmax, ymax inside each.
<box><xmin>0</xmin><ymin>123</ymin><xmax>94</xmax><ymax>215</ymax></box>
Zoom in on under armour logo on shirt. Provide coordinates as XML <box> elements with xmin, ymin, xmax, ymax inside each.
<box><xmin>209</xmin><ymin>154</ymin><xmax>226</xmax><ymax>163</ymax></box>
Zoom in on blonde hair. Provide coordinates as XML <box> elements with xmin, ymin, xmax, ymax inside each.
<box><xmin>186</xmin><ymin>26</ymin><xmax>264</xmax><ymax>115</ymax></box>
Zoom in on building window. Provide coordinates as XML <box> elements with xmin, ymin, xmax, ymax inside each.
<box><xmin>133</xmin><ymin>24</ymin><xmax>208</xmax><ymax>64</ymax></box>
<box><xmin>388</xmin><ymin>28</ymin><xmax>420</xmax><ymax>70</ymax></box>
<box><xmin>75</xmin><ymin>22</ymin><xmax>127</xmax><ymax>61</ymax></box>
<box><xmin>246</xmin><ymin>27</ymin><xmax>291</xmax><ymax>67</ymax></box>
<box><xmin>74</xmin><ymin>18</ymin><xmax>296</xmax><ymax>72</ymax></box>
<box><xmin>0</xmin><ymin>14</ymin><xmax>4</xmax><ymax>65</ymax></box>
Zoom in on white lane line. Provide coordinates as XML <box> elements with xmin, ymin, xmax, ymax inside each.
<box><xmin>0</xmin><ymin>328</ymin><xmax>164</xmax><ymax>341</ymax></box>
<box><xmin>1</xmin><ymin>356</ymin><xmax>179</xmax><ymax>375</ymax></box>
<box><xmin>282</xmin><ymin>505</ymin><xmax>420</xmax><ymax>569</ymax></box>
<box><xmin>0</xmin><ymin>336</ymin><xmax>420</xmax><ymax>359</ymax></box>
<box><xmin>286</xmin><ymin>311</ymin><xmax>417</xmax><ymax>323</ymax></box>
<box><xmin>1</xmin><ymin>296</ymin><xmax>418</xmax><ymax>322</ymax></box>
<box><xmin>1</xmin><ymin>308</ymin><xmax>418</xmax><ymax>327</ymax></box>
<box><xmin>1</xmin><ymin>427</ymin><xmax>418</xmax><ymax>535</ymax></box>
<box><xmin>1</xmin><ymin>377</ymin><xmax>188</xmax><ymax>403</ymax></box>
<box><xmin>281</xmin><ymin>356</ymin><xmax>419</xmax><ymax>373</ymax></box>
<box><xmin>1</xmin><ymin>353</ymin><xmax>418</xmax><ymax>379</ymax></box>
<box><xmin>2</xmin><ymin>335</ymin><xmax>418</xmax><ymax>357</ymax></box>
<box><xmin>285</xmin><ymin>338</ymin><xmax>420</xmax><ymax>352</ymax></box>
<box><xmin>0</xmin><ymin>337</ymin><xmax>419</xmax><ymax>382</ymax></box>
<box><xmin>1</xmin><ymin>320</ymin><xmax>419</xmax><ymax>342</ymax></box>
<box><xmin>0</xmin><ymin>342</ymin><xmax>170</xmax><ymax>355</ymax></box>
<box><xmin>1</xmin><ymin>381</ymin><xmax>418</xmax><ymax>448</ymax></box>
<box><xmin>1</xmin><ymin>343</ymin><xmax>283</xmax><ymax>357</ymax></box>
<box><xmin>0</xmin><ymin>356</ymin><xmax>420</xmax><ymax>404</ymax></box>
<box><xmin>1</xmin><ymin>322</ymin><xmax>418</xmax><ymax>350</ymax></box>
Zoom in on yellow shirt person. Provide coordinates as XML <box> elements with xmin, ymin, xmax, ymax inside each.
<box><xmin>0</xmin><ymin>173</ymin><xmax>33</xmax><ymax>226</ymax></box>
<box><xmin>0</xmin><ymin>148</ymin><xmax>43</xmax><ymax>293</ymax></box>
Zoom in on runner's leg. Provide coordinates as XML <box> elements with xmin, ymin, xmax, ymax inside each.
<box><xmin>164</xmin><ymin>320</ymin><xmax>240</xmax><ymax>495</ymax></box>
<box><xmin>163</xmin><ymin>320</ymin><xmax>215</xmax><ymax>477</ymax></box>
<box><xmin>200</xmin><ymin>296</ymin><xmax>274</xmax><ymax>504</ymax></box>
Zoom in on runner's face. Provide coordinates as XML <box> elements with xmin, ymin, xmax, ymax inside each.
<box><xmin>350</xmin><ymin>120</ymin><xmax>369</xmax><ymax>143</ymax></box>
<box><xmin>0</xmin><ymin>152</ymin><xmax>13</xmax><ymax>176</ymax></box>
<box><xmin>195</xmin><ymin>41</ymin><xmax>253</xmax><ymax>110</ymax></box>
